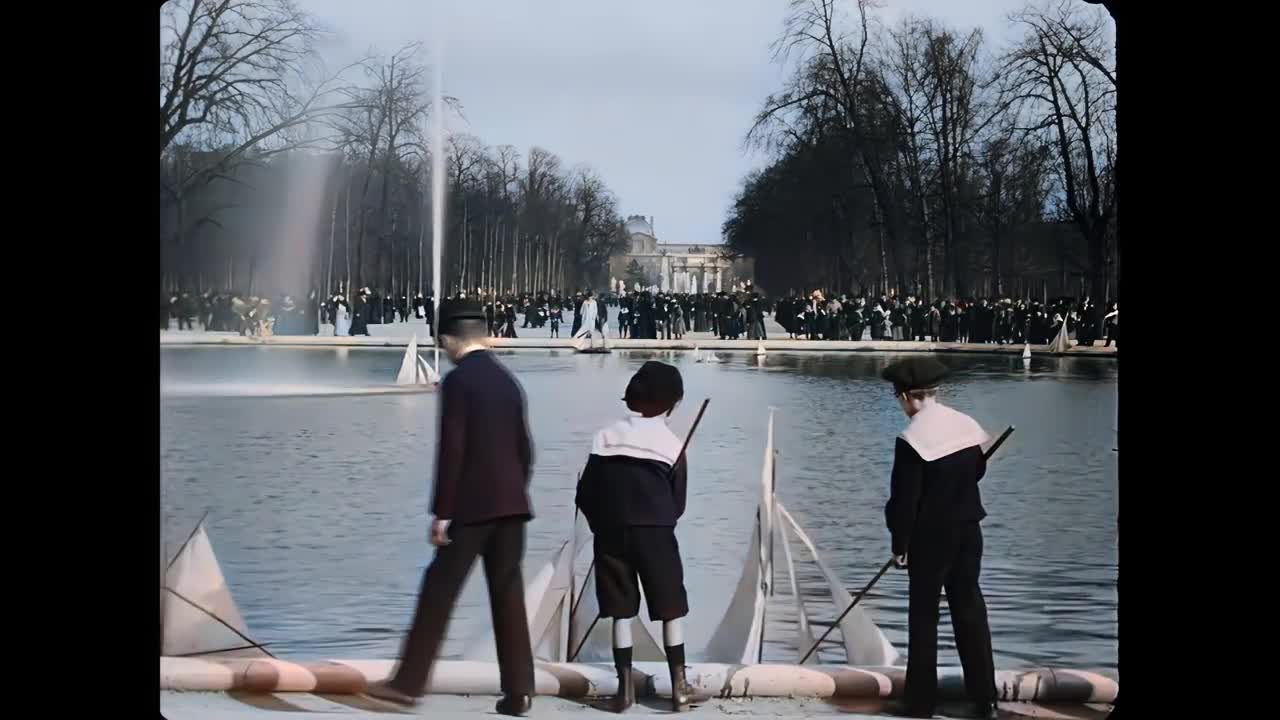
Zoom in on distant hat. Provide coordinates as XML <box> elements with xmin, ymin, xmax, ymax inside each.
<box><xmin>438</xmin><ymin>298</ymin><xmax>486</xmax><ymax>336</ymax></box>
<box><xmin>881</xmin><ymin>357</ymin><xmax>949</xmax><ymax>392</ymax></box>
<box><xmin>623</xmin><ymin>361</ymin><xmax>684</xmax><ymax>416</ymax></box>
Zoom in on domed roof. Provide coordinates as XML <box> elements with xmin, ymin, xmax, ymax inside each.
<box><xmin>624</xmin><ymin>215</ymin><xmax>654</xmax><ymax>237</ymax></box>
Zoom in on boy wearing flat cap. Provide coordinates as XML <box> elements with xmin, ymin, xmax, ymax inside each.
<box><xmin>881</xmin><ymin>357</ymin><xmax>998</xmax><ymax>720</ymax></box>
<box><xmin>575</xmin><ymin>361</ymin><xmax>692</xmax><ymax>713</ymax></box>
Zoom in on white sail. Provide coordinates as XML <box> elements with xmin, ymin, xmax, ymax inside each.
<box><xmin>776</xmin><ymin>503</ymin><xmax>899</xmax><ymax>666</ymax></box>
<box><xmin>1050</xmin><ymin>321</ymin><xmax>1071</xmax><ymax>354</ymax></box>
<box><xmin>702</xmin><ymin>409</ymin><xmax>774</xmax><ymax>663</ymax></box>
<box><xmin>756</xmin><ymin>344</ymin><xmax>767</xmax><ymax>357</ymax></box>
<box><xmin>775</xmin><ymin>516</ymin><xmax>823</xmax><ymax>663</ymax></box>
<box><xmin>396</xmin><ymin>336</ymin><xmax>422</xmax><ymax>385</ymax></box>
<box><xmin>417</xmin><ymin>355</ymin><xmax>441</xmax><ymax>384</ymax></box>
<box><xmin>162</xmin><ymin>523</ymin><xmax>268</xmax><ymax>658</ymax></box>
<box><xmin>1022</xmin><ymin>343</ymin><xmax>1032</xmax><ymax>360</ymax></box>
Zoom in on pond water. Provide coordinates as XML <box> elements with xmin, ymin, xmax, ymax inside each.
<box><xmin>160</xmin><ymin>347</ymin><xmax>1118</xmax><ymax>669</ymax></box>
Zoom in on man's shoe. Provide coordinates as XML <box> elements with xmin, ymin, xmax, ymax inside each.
<box><xmin>495</xmin><ymin>694</ymin><xmax>533</xmax><ymax>717</ymax></box>
<box><xmin>363</xmin><ymin>681</ymin><xmax>418</xmax><ymax>707</ymax></box>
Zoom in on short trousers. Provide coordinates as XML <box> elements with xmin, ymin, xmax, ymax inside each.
<box><xmin>592</xmin><ymin>526</ymin><xmax>689</xmax><ymax>622</ymax></box>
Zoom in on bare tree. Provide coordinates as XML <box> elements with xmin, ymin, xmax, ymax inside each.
<box><xmin>160</xmin><ymin>0</ymin><xmax>360</xmax><ymax>162</ymax></box>
<box><xmin>1004</xmin><ymin>0</ymin><xmax>1116</xmax><ymax>311</ymax></box>
<box><xmin>446</xmin><ymin>134</ymin><xmax>488</xmax><ymax>289</ymax></box>
<box><xmin>331</xmin><ymin>43</ymin><xmax>439</xmax><ymax>289</ymax></box>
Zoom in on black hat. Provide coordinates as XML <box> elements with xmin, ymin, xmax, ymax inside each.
<box><xmin>623</xmin><ymin>361</ymin><xmax>684</xmax><ymax>416</ymax></box>
<box><xmin>881</xmin><ymin>357</ymin><xmax>949</xmax><ymax>392</ymax></box>
<box><xmin>438</xmin><ymin>298</ymin><xmax>486</xmax><ymax>336</ymax></box>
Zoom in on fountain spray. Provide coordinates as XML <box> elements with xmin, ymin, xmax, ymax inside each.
<box><xmin>431</xmin><ymin>41</ymin><xmax>445</xmax><ymax>375</ymax></box>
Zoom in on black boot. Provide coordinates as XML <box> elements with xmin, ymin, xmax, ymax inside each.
<box><xmin>495</xmin><ymin>694</ymin><xmax>532</xmax><ymax>717</ymax></box>
<box><xmin>666</xmin><ymin>644</ymin><xmax>690</xmax><ymax>712</ymax></box>
<box><xmin>611</xmin><ymin>665</ymin><xmax>635</xmax><ymax>713</ymax></box>
<box><xmin>612</xmin><ymin>646</ymin><xmax>634</xmax><ymax>713</ymax></box>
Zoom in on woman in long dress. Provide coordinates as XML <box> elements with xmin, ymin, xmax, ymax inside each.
<box><xmin>334</xmin><ymin>295</ymin><xmax>352</xmax><ymax>337</ymax></box>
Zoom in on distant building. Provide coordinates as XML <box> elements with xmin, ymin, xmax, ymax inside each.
<box><xmin>607</xmin><ymin>215</ymin><xmax>755</xmax><ymax>294</ymax></box>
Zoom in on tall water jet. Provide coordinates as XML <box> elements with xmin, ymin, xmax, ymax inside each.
<box><xmin>431</xmin><ymin>38</ymin><xmax>446</xmax><ymax>375</ymax></box>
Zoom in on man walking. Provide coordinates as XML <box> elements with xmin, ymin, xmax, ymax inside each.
<box><xmin>367</xmin><ymin>298</ymin><xmax>536</xmax><ymax>715</ymax></box>
<box><xmin>881</xmin><ymin>357</ymin><xmax>998</xmax><ymax>720</ymax></box>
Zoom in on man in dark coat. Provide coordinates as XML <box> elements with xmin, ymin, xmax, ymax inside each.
<box><xmin>366</xmin><ymin>299</ymin><xmax>535</xmax><ymax>715</ymax></box>
<box><xmin>575</xmin><ymin>361</ymin><xmax>692</xmax><ymax>713</ymax></box>
<box><xmin>350</xmin><ymin>290</ymin><xmax>371</xmax><ymax>336</ymax></box>
<box><xmin>882</xmin><ymin>357</ymin><xmax>997</xmax><ymax>720</ymax></box>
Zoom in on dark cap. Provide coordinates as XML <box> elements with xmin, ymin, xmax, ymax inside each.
<box><xmin>881</xmin><ymin>357</ymin><xmax>949</xmax><ymax>392</ymax></box>
<box><xmin>623</xmin><ymin>361</ymin><xmax>684</xmax><ymax>416</ymax></box>
<box><xmin>438</xmin><ymin>298</ymin><xmax>486</xmax><ymax>336</ymax></box>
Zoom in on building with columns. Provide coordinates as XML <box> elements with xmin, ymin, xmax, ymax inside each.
<box><xmin>607</xmin><ymin>215</ymin><xmax>755</xmax><ymax>295</ymax></box>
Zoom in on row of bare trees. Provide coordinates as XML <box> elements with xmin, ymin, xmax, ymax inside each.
<box><xmin>724</xmin><ymin>0</ymin><xmax>1116</xmax><ymax>304</ymax></box>
<box><xmin>160</xmin><ymin>0</ymin><xmax>628</xmax><ymax>298</ymax></box>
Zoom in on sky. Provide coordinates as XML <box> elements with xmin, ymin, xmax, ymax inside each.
<box><xmin>301</xmin><ymin>0</ymin><xmax>1032</xmax><ymax>246</ymax></box>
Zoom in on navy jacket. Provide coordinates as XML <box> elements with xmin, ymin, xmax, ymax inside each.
<box><xmin>430</xmin><ymin>350</ymin><xmax>534</xmax><ymax>524</ymax></box>
<box><xmin>575</xmin><ymin>415</ymin><xmax>688</xmax><ymax>531</ymax></box>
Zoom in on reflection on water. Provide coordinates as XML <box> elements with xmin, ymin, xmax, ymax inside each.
<box><xmin>160</xmin><ymin>348</ymin><xmax>1117</xmax><ymax>668</ymax></box>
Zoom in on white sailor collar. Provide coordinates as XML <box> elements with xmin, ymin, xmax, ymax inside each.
<box><xmin>900</xmin><ymin>401</ymin><xmax>991</xmax><ymax>462</ymax></box>
<box><xmin>591</xmin><ymin>413</ymin><xmax>682</xmax><ymax>466</ymax></box>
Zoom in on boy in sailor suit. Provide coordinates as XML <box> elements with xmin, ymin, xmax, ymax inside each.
<box><xmin>575</xmin><ymin>361</ymin><xmax>691</xmax><ymax>713</ymax></box>
<box><xmin>882</xmin><ymin>357</ymin><xmax>998</xmax><ymax>720</ymax></box>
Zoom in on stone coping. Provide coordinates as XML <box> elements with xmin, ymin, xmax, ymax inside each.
<box><xmin>159</xmin><ymin>334</ymin><xmax>1117</xmax><ymax>358</ymax></box>
<box><xmin>160</xmin><ymin>658</ymin><xmax>1118</xmax><ymax>705</ymax></box>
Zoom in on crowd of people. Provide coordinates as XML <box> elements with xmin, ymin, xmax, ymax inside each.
<box><xmin>162</xmin><ymin>286</ymin><xmax>1118</xmax><ymax>347</ymax></box>
<box><xmin>160</xmin><ymin>288</ymin><xmax>437</xmax><ymax>338</ymax></box>
<box><xmin>772</xmin><ymin>292</ymin><xmax>1119</xmax><ymax>347</ymax></box>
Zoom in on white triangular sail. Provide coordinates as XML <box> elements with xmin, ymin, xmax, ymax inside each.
<box><xmin>775</xmin><ymin>515</ymin><xmax>823</xmax><ymax>663</ymax></box>
<box><xmin>776</xmin><ymin>503</ymin><xmax>899</xmax><ymax>666</ymax></box>
<box><xmin>756</xmin><ymin>343</ymin><xmax>767</xmax><ymax>357</ymax></box>
<box><xmin>162</xmin><ymin>524</ymin><xmax>268</xmax><ymax>658</ymax></box>
<box><xmin>1022</xmin><ymin>342</ymin><xmax>1032</xmax><ymax>360</ymax></box>
<box><xmin>396</xmin><ymin>336</ymin><xmax>422</xmax><ymax>385</ymax></box>
<box><xmin>1050</xmin><ymin>321</ymin><xmax>1071</xmax><ymax>354</ymax></box>
<box><xmin>417</xmin><ymin>355</ymin><xmax>441</xmax><ymax>384</ymax></box>
<box><xmin>702</xmin><ymin>409</ymin><xmax>774</xmax><ymax>663</ymax></box>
